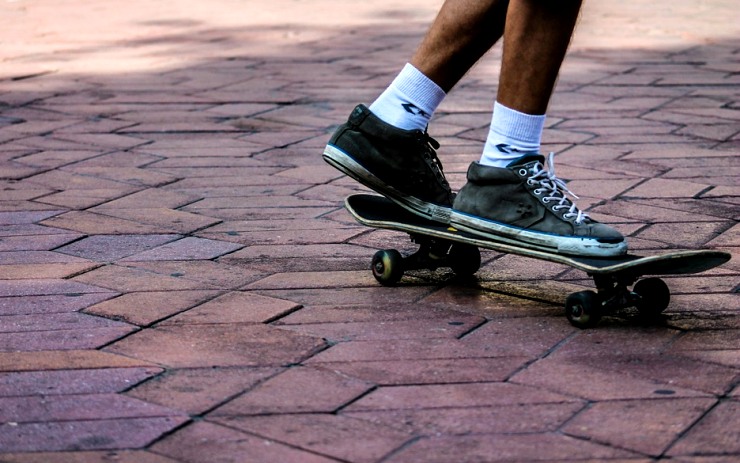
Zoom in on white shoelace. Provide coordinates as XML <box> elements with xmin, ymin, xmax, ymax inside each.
<box><xmin>525</xmin><ymin>153</ymin><xmax>589</xmax><ymax>224</ymax></box>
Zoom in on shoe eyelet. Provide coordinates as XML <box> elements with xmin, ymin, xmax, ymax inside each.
<box><xmin>543</xmin><ymin>198</ymin><xmax>551</xmax><ymax>204</ymax></box>
<box><xmin>518</xmin><ymin>169</ymin><xmax>528</xmax><ymax>176</ymax></box>
<box><xmin>527</xmin><ymin>180</ymin><xmax>535</xmax><ymax>186</ymax></box>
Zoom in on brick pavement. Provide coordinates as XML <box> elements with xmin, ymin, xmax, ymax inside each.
<box><xmin>0</xmin><ymin>0</ymin><xmax>738</xmax><ymax>461</ymax></box>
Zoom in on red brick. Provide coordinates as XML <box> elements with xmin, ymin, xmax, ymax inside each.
<box><xmin>0</xmin><ymin>450</ymin><xmax>180</xmax><ymax>463</ymax></box>
<box><xmin>386</xmin><ymin>433</ymin><xmax>638</xmax><ymax>462</ymax></box>
<box><xmin>0</xmin><ymin>367</ymin><xmax>161</xmax><ymax>396</ymax></box>
<box><xmin>345</xmin><ymin>402</ymin><xmax>584</xmax><ymax>435</ymax></box>
<box><xmin>123</xmin><ymin>260</ymin><xmax>264</xmax><ymax>289</ymax></box>
<box><xmin>564</xmin><ymin>398</ymin><xmax>716</xmax><ymax>456</ymax></box>
<box><xmin>150</xmin><ymin>421</ymin><xmax>338</xmax><ymax>463</ymax></box>
<box><xmin>0</xmin><ymin>326</ymin><xmax>136</xmax><ymax>352</ymax></box>
<box><xmin>160</xmin><ymin>291</ymin><xmax>299</xmax><ymax>325</ymax></box>
<box><xmin>212</xmin><ymin>413</ymin><xmax>411</xmax><ymax>463</ymax></box>
<box><xmin>278</xmin><ymin>316</ymin><xmax>483</xmax><ymax>342</ymax></box>
<box><xmin>105</xmin><ymin>324</ymin><xmax>326</xmax><ymax>368</ymax></box>
<box><xmin>668</xmin><ymin>401</ymin><xmax>740</xmax><ymax>456</ymax></box>
<box><xmin>118</xmin><ymin>236</ymin><xmax>242</xmax><ymax>261</ymax></box>
<box><xmin>511</xmin><ymin>357</ymin><xmax>711</xmax><ymax>401</ymax></box>
<box><xmin>0</xmin><ymin>350</ymin><xmax>156</xmax><ymax>372</ymax></box>
<box><xmin>310</xmin><ymin>357</ymin><xmax>528</xmax><ymax>385</ymax></box>
<box><xmin>345</xmin><ymin>382</ymin><xmax>577</xmax><ymax>412</ymax></box>
<box><xmin>72</xmin><ymin>265</ymin><xmax>217</xmax><ymax>292</ymax></box>
<box><xmin>126</xmin><ymin>366</ymin><xmax>281</xmax><ymax>415</ymax></box>
<box><xmin>83</xmin><ymin>290</ymin><xmax>221</xmax><ymax>326</ymax></box>
<box><xmin>40</xmin><ymin>211</ymin><xmax>168</xmax><ymax>234</ymax></box>
<box><xmin>0</xmin><ymin>417</ymin><xmax>187</xmax><ymax>452</ymax></box>
<box><xmin>56</xmin><ymin>234</ymin><xmax>181</xmax><ymax>262</ymax></box>
<box><xmin>0</xmin><ymin>393</ymin><xmax>183</xmax><ymax>423</ymax></box>
<box><xmin>211</xmin><ymin>366</ymin><xmax>373</xmax><ymax>415</ymax></box>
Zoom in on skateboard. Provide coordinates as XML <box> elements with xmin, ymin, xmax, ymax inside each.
<box><xmin>346</xmin><ymin>194</ymin><xmax>732</xmax><ymax>328</ymax></box>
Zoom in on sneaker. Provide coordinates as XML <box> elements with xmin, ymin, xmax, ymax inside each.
<box><xmin>451</xmin><ymin>153</ymin><xmax>627</xmax><ymax>257</ymax></box>
<box><xmin>323</xmin><ymin>104</ymin><xmax>454</xmax><ymax>223</ymax></box>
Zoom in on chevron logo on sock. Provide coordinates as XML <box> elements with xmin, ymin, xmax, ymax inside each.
<box><xmin>401</xmin><ymin>103</ymin><xmax>429</xmax><ymax>117</ymax></box>
<box><xmin>495</xmin><ymin>144</ymin><xmax>525</xmax><ymax>154</ymax></box>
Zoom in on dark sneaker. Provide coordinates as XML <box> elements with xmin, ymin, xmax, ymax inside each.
<box><xmin>323</xmin><ymin>104</ymin><xmax>454</xmax><ymax>223</ymax></box>
<box><xmin>451</xmin><ymin>153</ymin><xmax>627</xmax><ymax>257</ymax></box>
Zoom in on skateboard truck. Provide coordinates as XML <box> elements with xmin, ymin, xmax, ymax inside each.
<box><xmin>566</xmin><ymin>273</ymin><xmax>671</xmax><ymax>328</ymax></box>
<box><xmin>371</xmin><ymin>233</ymin><xmax>481</xmax><ymax>285</ymax></box>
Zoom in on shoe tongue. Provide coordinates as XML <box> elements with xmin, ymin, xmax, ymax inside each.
<box><xmin>506</xmin><ymin>153</ymin><xmax>546</xmax><ymax>168</ymax></box>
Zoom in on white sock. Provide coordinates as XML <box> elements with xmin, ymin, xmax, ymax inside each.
<box><xmin>479</xmin><ymin>101</ymin><xmax>546</xmax><ymax>168</ymax></box>
<box><xmin>369</xmin><ymin>63</ymin><xmax>446</xmax><ymax>131</ymax></box>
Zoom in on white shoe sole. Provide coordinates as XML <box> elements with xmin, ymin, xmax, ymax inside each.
<box><xmin>450</xmin><ymin>210</ymin><xmax>627</xmax><ymax>257</ymax></box>
<box><xmin>323</xmin><ymin>144</ymin><xmax>452</xmax><ymax>224</ymax></box>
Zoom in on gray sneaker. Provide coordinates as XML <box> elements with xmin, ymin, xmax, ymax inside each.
<box><xmin>323</xmin><ymin>104</ymin><xmax>454</xmax><ymax>223</ymax></box>
<box><xmin>451</xmin><ymin>153</ymin><xmax>627</xmax><ymax>257</ymax></box>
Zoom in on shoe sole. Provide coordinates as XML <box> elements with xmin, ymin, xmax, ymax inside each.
<box><xmin>450</xmin><ymin>210</ymin><xmax>628</xmax><ymax>257</ymax></box>
<box><xmin>323</xmin><ymin>144</ymin><xmax>452</xmax><ymax>224</ymax></box>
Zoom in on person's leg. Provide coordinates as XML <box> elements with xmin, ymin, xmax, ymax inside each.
<box><xmin>324</xmin><ymin>0</ymin><xmax>508</xmax><ymax>223</ymax></box>
<box><xmin>369</xmin><ymin>0</ymin><xmax>507</xmax><ymax>131</ymax></box>
<box><xmin>453</xmin><ymin>0</ymin><xmax>627</xmax><ymax>256</ymax></box>
<box><xmin>481</xmin><ymin>0</ymin><xmax>582</xmax><ymax>167</ymax></box>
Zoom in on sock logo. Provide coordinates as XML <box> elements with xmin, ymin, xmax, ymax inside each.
<box><xmin>402</xmin><ymin>103</ymin><xmax>429</xmax><ymax>118</ymax></box>
<box><xmin>495</xmin><ymin>144</ymin><xmax>523</xmax><ymax>154</ymax></box>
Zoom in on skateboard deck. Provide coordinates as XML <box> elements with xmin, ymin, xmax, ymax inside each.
<box><xmin>346</xmin><ymin>194</ymin><xmax>731</xmax><ymax>328</ymax></box>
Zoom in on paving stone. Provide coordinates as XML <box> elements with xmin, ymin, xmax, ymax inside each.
<box><xmin>83</xmin><ymin>290</ymin><xmax>221</xmax><ymax>326</ymax></box>
<box><xmin>0</xmin><ymin>293</ymin><xmax>116</xmax><ymax>316</ymax></box>
<box><xmin>211</xmin><ymin>413</ymin><xmax>411</xmax><ymax>463</ymax></box>
<box><xmin>0</xmin><ymin>326</ymin><xmax>137</xmax><ymax>352</ymax></box>
<box><xmin>345</xmin><ymin>402</ymin><xmax>585</xmax><ymax>435</ymax></box>
<box><xmin>0</xmin><ymin>417</ymin><xmax>188</xmax><ymax>453</ymax></box>
<box><xmin>92</xmin><ymin>208</ymin><xmax>221</xmax><ymax>235</ymax></box>
<box><xmin>0</xmin><ymin>312</ymin><xmax>133</xmax><ymax>334</ymax></box>
<box><xmin>564</xmin><ymin>398</ymin><xmax>717</xmax><ymax>456</ymax></box>
<box><xmin>123</xmin><ymin>260</ymin><xmax>264</xmax><ymax>290</ymax></box>
<box><xmin>0</xmin><ymin>350</ymin><xmax>156</xmax><ymax>373</ymax></box>
<box><xmin>0</xmin><ymin>262</ymin><xmax>101</xmax><ymax>280</ymax></box>
<box><xmin>253</xmin><ymin>286</ymin><xmax>437</xmax><ymax>308</ymax></box>
<box><xmin>385</xmin><ymin>433</ymin><xmax>639</xmax><ymax>462</ymax></box>
<box><xmin>72</xmin><ymin>265</ymin><xmax>218</xmax><ymax>292</ymax></box>
<box><xmin>126</xmin><ymin>366</ymin><xmax>281</xmax><ymax>415</ymax></box>
<box><xmin>159</xmin><ymin>291</ymin><xmax>299</xmax><ymax>325</ymax></box>
<box><xmin>0</xmin><ymin>367</ymin><xmax>161</xmax><ymax>397</ymax></box>
<box><xmin>150</xmin><ymin>421</ymin><xmax>339</xmax><ymax>463</ymax></box>
<box><xmin>0</xmin><ymin>233</ymin><xmax>83</xmax><ymax>252</ymax></box>
<box><xmin>211</xmin><ymin>365</ymin><xmax>374</xmax><ymax>416</ymax></box>
<box><xmin>345</xmin><ymin>382</ymin><xmax>578</xmax><ymax>413</ymax></box>
<box><xmin>277</xmin><ymin>316</ymin><xmax>483</xmax><ymax>343</ymax></box>
<box><xmin>510</xmin><ymin>356</ymin><xmax>712</xmax><ymax>401</ymax></box>
<box><xmin>0</xmin><ymin>279</ymin><xmax>110</xmax><ymax>298</ymax></box>
<box><xmin>0</xmin><ymin>393</ymin><xmax>184</xmax><ymax>423</ymax></box>
<box><xmin>106</xmin><ymin>324</ymin><xmax>326</xmax><ymax>368</ymax></box>
<box><xmin>310</xmin><ymin>357</ymin><xmax>529</xmax><ymax>385</ymax></box>
<box><xmin>39</xmin><ymin>211</ymin><xmax>169</xmax><ymax>235</ymax></box>
<box><xmin>118</xmin><ymin>236</ymin><xmax>242</xmax><ymax>261</ymax></box>
<box><xmin>56</xmin><ymin>234</ymin><xmax>181</xmax><ymax>262</ymax></box>
<box><xmin>0</xmin><ymin>450</ymin><xmax>181</xmax><ymax>463</ymax></box>
<box><xmin>35</xmin><ymin>188</ymin><xmax>143</xmax><ymax>210</ymax></box>
<box><xmin>668</xmin><ymin>401</ymin><xmax>740</xmax><ymax>456</ymax></box>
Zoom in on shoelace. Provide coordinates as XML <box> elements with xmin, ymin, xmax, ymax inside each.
<box><xmin>418</xmin><ymin>132</ymin><xmax>451</xmax><ymax>190</ymax></box>
<box><xmin>526</xmin><ymin>153</ymin><xmax>589</xmax><ymax>224</ymax></box>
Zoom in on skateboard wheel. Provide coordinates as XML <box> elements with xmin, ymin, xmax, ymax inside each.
<box><xmin>372</xmin><ymin>249</ymin><xmax>404</xmax><ymax>286</ymax></box>
<box><xmin>565</xmin><ymin>290</ymin><xmax>602</xmax><ymax>329</ymax></box>
<box><xmin>449</xmin><ymin>243</ymin><xmax>481</xmax><ymax>276</ymax></box>
<box><xmin>633</xmin><ymin>277</ymin><xmax>670</xmax><ymax>316</ymax></box>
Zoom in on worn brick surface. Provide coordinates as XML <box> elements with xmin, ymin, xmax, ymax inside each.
<box><xmin>0</xmin><ymin>0</ymin><xmax>737</xmax><ymax>460</ymax></box>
